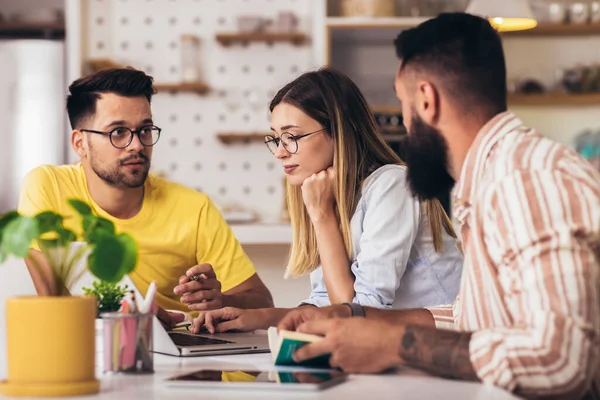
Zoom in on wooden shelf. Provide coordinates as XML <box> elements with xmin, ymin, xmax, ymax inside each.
<box><xmin>326</xmin><ymin>17</ymin><xmax>426</xmax><ymax>29</ymax></box>
<box><xmin>0</xmin><ymin>22</ymin><xmax>64</xmax><ymax>38</ymax></box>
<box><xmin>504</xmin><ymin>23</ymin><xmax>600</xmax><ymax>36</ymax></box>
<box><xmin>216</xmin><ymin>132</ymin><xmax>268</xmax><ymax>145</ymax></box>
<box><xmin>215</xmin><ymin>32</ymin><xmax>308</xmax><ymax>46</ymax></box>
<box><xmin>508</xmin><ymin>92</ymin><xmax>600</xmax><ymax>105</ymax></box>
<box><xmin>326</xmin><ymin>18</ymin><xmax>600</xmax><ymax>36</ymax></box>
<box><xmin>372</xmin><ymin>94</ymin><xmax>600</xmax><ymax>108</ymax></box>
<box><xmin>371</xmin><ymin>105</ymin><xmax>402</xmax><ymax>114</ymax></box>
<box><xmin>154</xmin><ymin>82</ymin><xmax>209</xmax><ymax>95</ymax></box>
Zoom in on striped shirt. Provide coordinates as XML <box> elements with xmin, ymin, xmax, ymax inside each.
<box><xmin>427</xmin><ymin>112</ymin><xmax>600</xmax><ymax>399</ymax></box>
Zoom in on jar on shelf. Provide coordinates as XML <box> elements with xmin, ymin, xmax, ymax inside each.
<box><xmin>568</xmin><ymin>1</ymin><xmax>590</xmax><ymax>24</ymax></box>
<box><xmin>591</xmin><ymin>1</ymin><xmax>600</xmax><ymax>23</ymax></box>
<box><xmin>397</xmin><ymin>0</ymin><xmax>421</xmax><ymax>17</ymax></box>
<box><xmin>180</xmin><ymin>35</ymin><xmax>201</xmax><ymax>83</ymax></box>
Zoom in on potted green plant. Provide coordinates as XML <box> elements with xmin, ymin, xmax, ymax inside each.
<box><xmin>0</xmin><ymin>199</ymin><xmax>138</xmax><ymax>397</ymax></box>
<box><xmin>82</xmin><ymin>280</ymin><xmax>129</xmax><ymax>317</ymax></box>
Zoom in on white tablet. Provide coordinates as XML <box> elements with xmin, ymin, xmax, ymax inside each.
<box><xmin>165</xmin><ymin>369</ymin><xmax>347</xmax><ymax>391</ymax></box>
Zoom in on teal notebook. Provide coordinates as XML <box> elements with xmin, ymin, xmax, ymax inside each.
<box><xmin>267</xmin><ymin>327</ymin><xmax>331</xmax><ymax>368</ymax></box>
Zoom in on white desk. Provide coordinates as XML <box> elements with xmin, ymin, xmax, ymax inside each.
<box><xmin>0</xmin><ymin>263</ymin><xmax>522</xmax><ymax>400</ymax></box>
<box><xmin>2</xmin><ymin>351</ymin><xmax>523</xmax><ymax>400</ymax></box>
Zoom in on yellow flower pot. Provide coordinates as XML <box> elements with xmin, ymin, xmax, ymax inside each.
<box><xmin>0</xmin><ymin>296</ymin><xmax>100</xmax><ymax>397</ymax></box>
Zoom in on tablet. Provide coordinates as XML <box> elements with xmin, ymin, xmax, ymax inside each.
<box><xmin>165</xmin><ymin>369</ymin><xmax>348</xmax><ymax>391</ymax></box>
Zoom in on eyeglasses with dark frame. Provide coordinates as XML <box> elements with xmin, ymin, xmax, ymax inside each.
<box><xmin>264</xmin><ymin>128</ymin><xmax>326</xmax><ymax>155</ymax></box>
<box><xmin>80</xmin><ymin>125</ymin><xmax>162</xmax><ymax>149</ymax></box>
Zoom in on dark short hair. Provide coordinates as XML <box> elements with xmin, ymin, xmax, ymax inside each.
<box><xmin>66</xmin><ymin>68</ymin><xmax>156</xmax><ymax>129</ymax></box>
<box><xmin>394</xmin><ymin>12</ymin><xmax>507</xmax><ymax>115</ymax></box>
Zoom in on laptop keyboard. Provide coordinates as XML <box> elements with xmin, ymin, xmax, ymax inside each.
<box><xmin>169</xmin><ymin>332</ymin><xmax>234</xmax><ymax>347</ymax></box>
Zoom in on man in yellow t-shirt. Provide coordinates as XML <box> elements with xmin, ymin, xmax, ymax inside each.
<box><xmin>18</xmin><ymin>68</ymin><xmax>273</xmax><ymax>326</ymax></box>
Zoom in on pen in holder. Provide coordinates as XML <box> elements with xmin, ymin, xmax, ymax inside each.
<box><xmin>101</xmin><ymin>312</ymin><xmax>154</xmax><ymax>373</ymax></box>
<box><xmin>101</xmin><ymin>282</ymin><xmax>157</xmax><ymax>373</ymax></box>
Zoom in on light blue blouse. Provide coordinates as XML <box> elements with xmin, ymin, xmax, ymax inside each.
<box><xmin>301</xmin><ymin>164</ymin><xmax>463</xmax><ymax>309</ymax></box>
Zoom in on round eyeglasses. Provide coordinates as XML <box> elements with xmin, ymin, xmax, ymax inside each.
<box><xmin>81</xmin><ymin>125</ymin><xmax>161</xmax><ymax>149</ymax></box>
<box><xmin>264</xmin><ymin>128</ymin><xmax>326</xmax><ymax>155</ymax></box>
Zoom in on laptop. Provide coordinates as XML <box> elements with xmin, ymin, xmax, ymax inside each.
<box><xmin>152</xmin><ymin>317</ymin><xmax>271</xmax><ymax>357</ymax></box>
<box><xmin>65</xmin><ymin>255</ymin><xmax>270</xmax><ymax>357</ymax></box>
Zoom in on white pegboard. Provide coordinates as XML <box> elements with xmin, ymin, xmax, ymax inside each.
<box><xmin>77</xmin><ymin>0</ymin><xmax>318</xmax><ymax>223</ymax></box>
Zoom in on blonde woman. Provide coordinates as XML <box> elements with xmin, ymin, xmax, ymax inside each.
<box><xmin>191</xmin><ymin>68</ymin><xmax>462</xmax><ymax>334</ymax></box>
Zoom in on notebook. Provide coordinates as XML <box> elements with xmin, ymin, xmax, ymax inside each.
<box><xmin>267</xmin><ymin>327</ymin><xmax>331</xmax><ymax>368</ymax></box>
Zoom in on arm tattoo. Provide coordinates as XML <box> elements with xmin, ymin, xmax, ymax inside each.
<box><xmin>399</xmin><ymin>325</ymin><xmax>479</xmax><ymax>381</ymax></box>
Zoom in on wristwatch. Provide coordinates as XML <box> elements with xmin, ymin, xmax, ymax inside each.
<box><xmin>343</xmin><ymin>302</ymin><xmax>366</xmax><ymax>317</ymax></box>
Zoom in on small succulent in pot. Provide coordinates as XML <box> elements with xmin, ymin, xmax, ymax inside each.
<box><xmin>82</xmin><ymin>280</ymin><xmax>129</xmax><ymax>317</ymax></box>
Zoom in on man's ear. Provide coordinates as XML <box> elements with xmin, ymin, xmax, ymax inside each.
<box><xmin>415</xmin><ymin>80</ymin><xmax>441</xmax><ymax>126</ymax></box>
<box><xmin>72</xmin><ymin>130</ymin><xmax>86</xmax><ymax>159</ymax></box>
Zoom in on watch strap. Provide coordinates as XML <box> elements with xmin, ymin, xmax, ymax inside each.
<box><xmin>343</xmin><ymin>302</ymin><xmax>365</xmax><ymax>317</ymax></box>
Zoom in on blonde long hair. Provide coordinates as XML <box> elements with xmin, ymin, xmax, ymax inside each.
<box><xmin>270</xmin><ymin>68</ymin><xmax>456</xmax><ymax>277</ymax></box>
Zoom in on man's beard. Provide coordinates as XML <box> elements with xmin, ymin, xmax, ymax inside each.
<box><xmin>402</xmin><ymin>112</ymin><xmax>455</xmax><ymax>201</ymax></box>
<box><xmin>88</xmin><ymin>143</ymin><xmax>150</xmax><ymax>189</ymax></box>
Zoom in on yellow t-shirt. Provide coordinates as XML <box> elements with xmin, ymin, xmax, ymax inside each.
<box><xmin>17</xmin><ymin>163</ymin><xmax>256</xmax><ymax>312</ymax></box>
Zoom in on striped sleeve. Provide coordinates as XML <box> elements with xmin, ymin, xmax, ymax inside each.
<box><xmin>471</xmin><ymin>170</ymin><xmax>600</xmax><ymax>398</ymax></box>
<box><xmin>426</xmin><ymin>302</ymin><xmax>457</xmax><ymax>330</ymax></box>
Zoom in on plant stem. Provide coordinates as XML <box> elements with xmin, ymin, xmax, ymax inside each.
<box><xmin>63</xmin><ymin>242</ymin><xmax>91</xmax><ymax>289</ymax></box>
<box><xmin>26</xmin><ymin>250</ymin><xmax>62</xmax><ymax>296</ymax></box>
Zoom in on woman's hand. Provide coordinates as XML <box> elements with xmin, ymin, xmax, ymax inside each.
<box><xmin>191</xmin><ymin>307</ymin><xmax>269</xmax><ymax>334</ymax></box>
<box><xmin>301</xmin><ymin>167</ymin><xmax>336</xmax><ymax>223</ymax></box>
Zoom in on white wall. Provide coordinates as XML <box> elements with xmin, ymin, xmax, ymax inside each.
<box><xmin>0</xmin><ymin>0</ymin><xmax>67</xmax><ymax>213</ymax></box>
<box><xmin>242</xmin><ymin>244</ymin><xmax>311</xmax><ymax>308</ymax></box>
<box><xmin>0</xmin><ymin>42</ymin><xmax>16</xmax><ymax>212</ymax></box>
<box><xmin>0</xmin><ymin>258</ymin><xmax>36</xmax><ymax>381</ymax></box>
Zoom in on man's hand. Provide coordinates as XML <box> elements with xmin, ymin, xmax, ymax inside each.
<box><xmin>191</xmin><ymin>307</ymin><xmax>267</xmax><ymax>334</ymax></box>
<box><xmin>277</xmin><ymin>304</ymin><xmax>350</xmax><ymax>332</ymax></box>
<box><xmin>174</xmin><ymin>264</ymin><xmax>224</xmax><ymax>311</ymax></box>
<box><xmin>294</xmin><ymin>318</ymin><xmax>404</xmax><ymax>373</ymax></box>
<box><xmin>156</xmin><ymin>306</ymin><xmax>185</xmax><ymax>330</ymax></box>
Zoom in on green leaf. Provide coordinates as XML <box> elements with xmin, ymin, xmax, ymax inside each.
<box><xmin>88</xmin><ymin>232</ymin><xmax>138</xmax><ymax>283</ymax></box>
<box><xmin>96</xmin><ymin>217</ymin><xmax>115</xmax><ymax>234</ymax></box>
<box><xmin>0</xmin><ymin>211</ymin><xmax>20</xmax><ymax>245</ymax></box>
<box><xmin>0</xmin><ymin>212</ymin><xmax>20</xmax><ymax>233</ymax></box>
<box><xmin>2</xmin><ymin>216</ymin><xmax>39</xmax><ymax>258</ymax></box>
<box><xmin>88</xmin><ymin>237</ymin><xmax>122</xmax><ymax>282</ymax></box>
<box><xmin>116</xmin><ymin>233</ymin><xmax>138</xmax><ymax>276</ymax></box>
<box><xmin>82</xmin><ymin>215</ymin><xmax>115</xmax><ymax>243</ymax></box>
<box><xmin>57</xmin><ymin>228</ymin><xmax>76</xmax><ymax>244</ymax></box>
<box><xmin>34</xmin><ymin>211</ymin><xmax>63</xmax><ymax>234</ymax></box>
<box><xmin>39</xmin><ymin>228</ymin><xmax>76</xmax><ymax>250</ymax></box>
<box><xmin>68</xmin><ymin>199</ymin><xmax>92</xmax><ymax>216</ymax></box>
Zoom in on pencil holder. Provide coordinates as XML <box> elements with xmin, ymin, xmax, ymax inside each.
<box><xmin>101</xmin><ymin>312</ymin><xmax>154</xmax><ymax>374</ymax></box>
